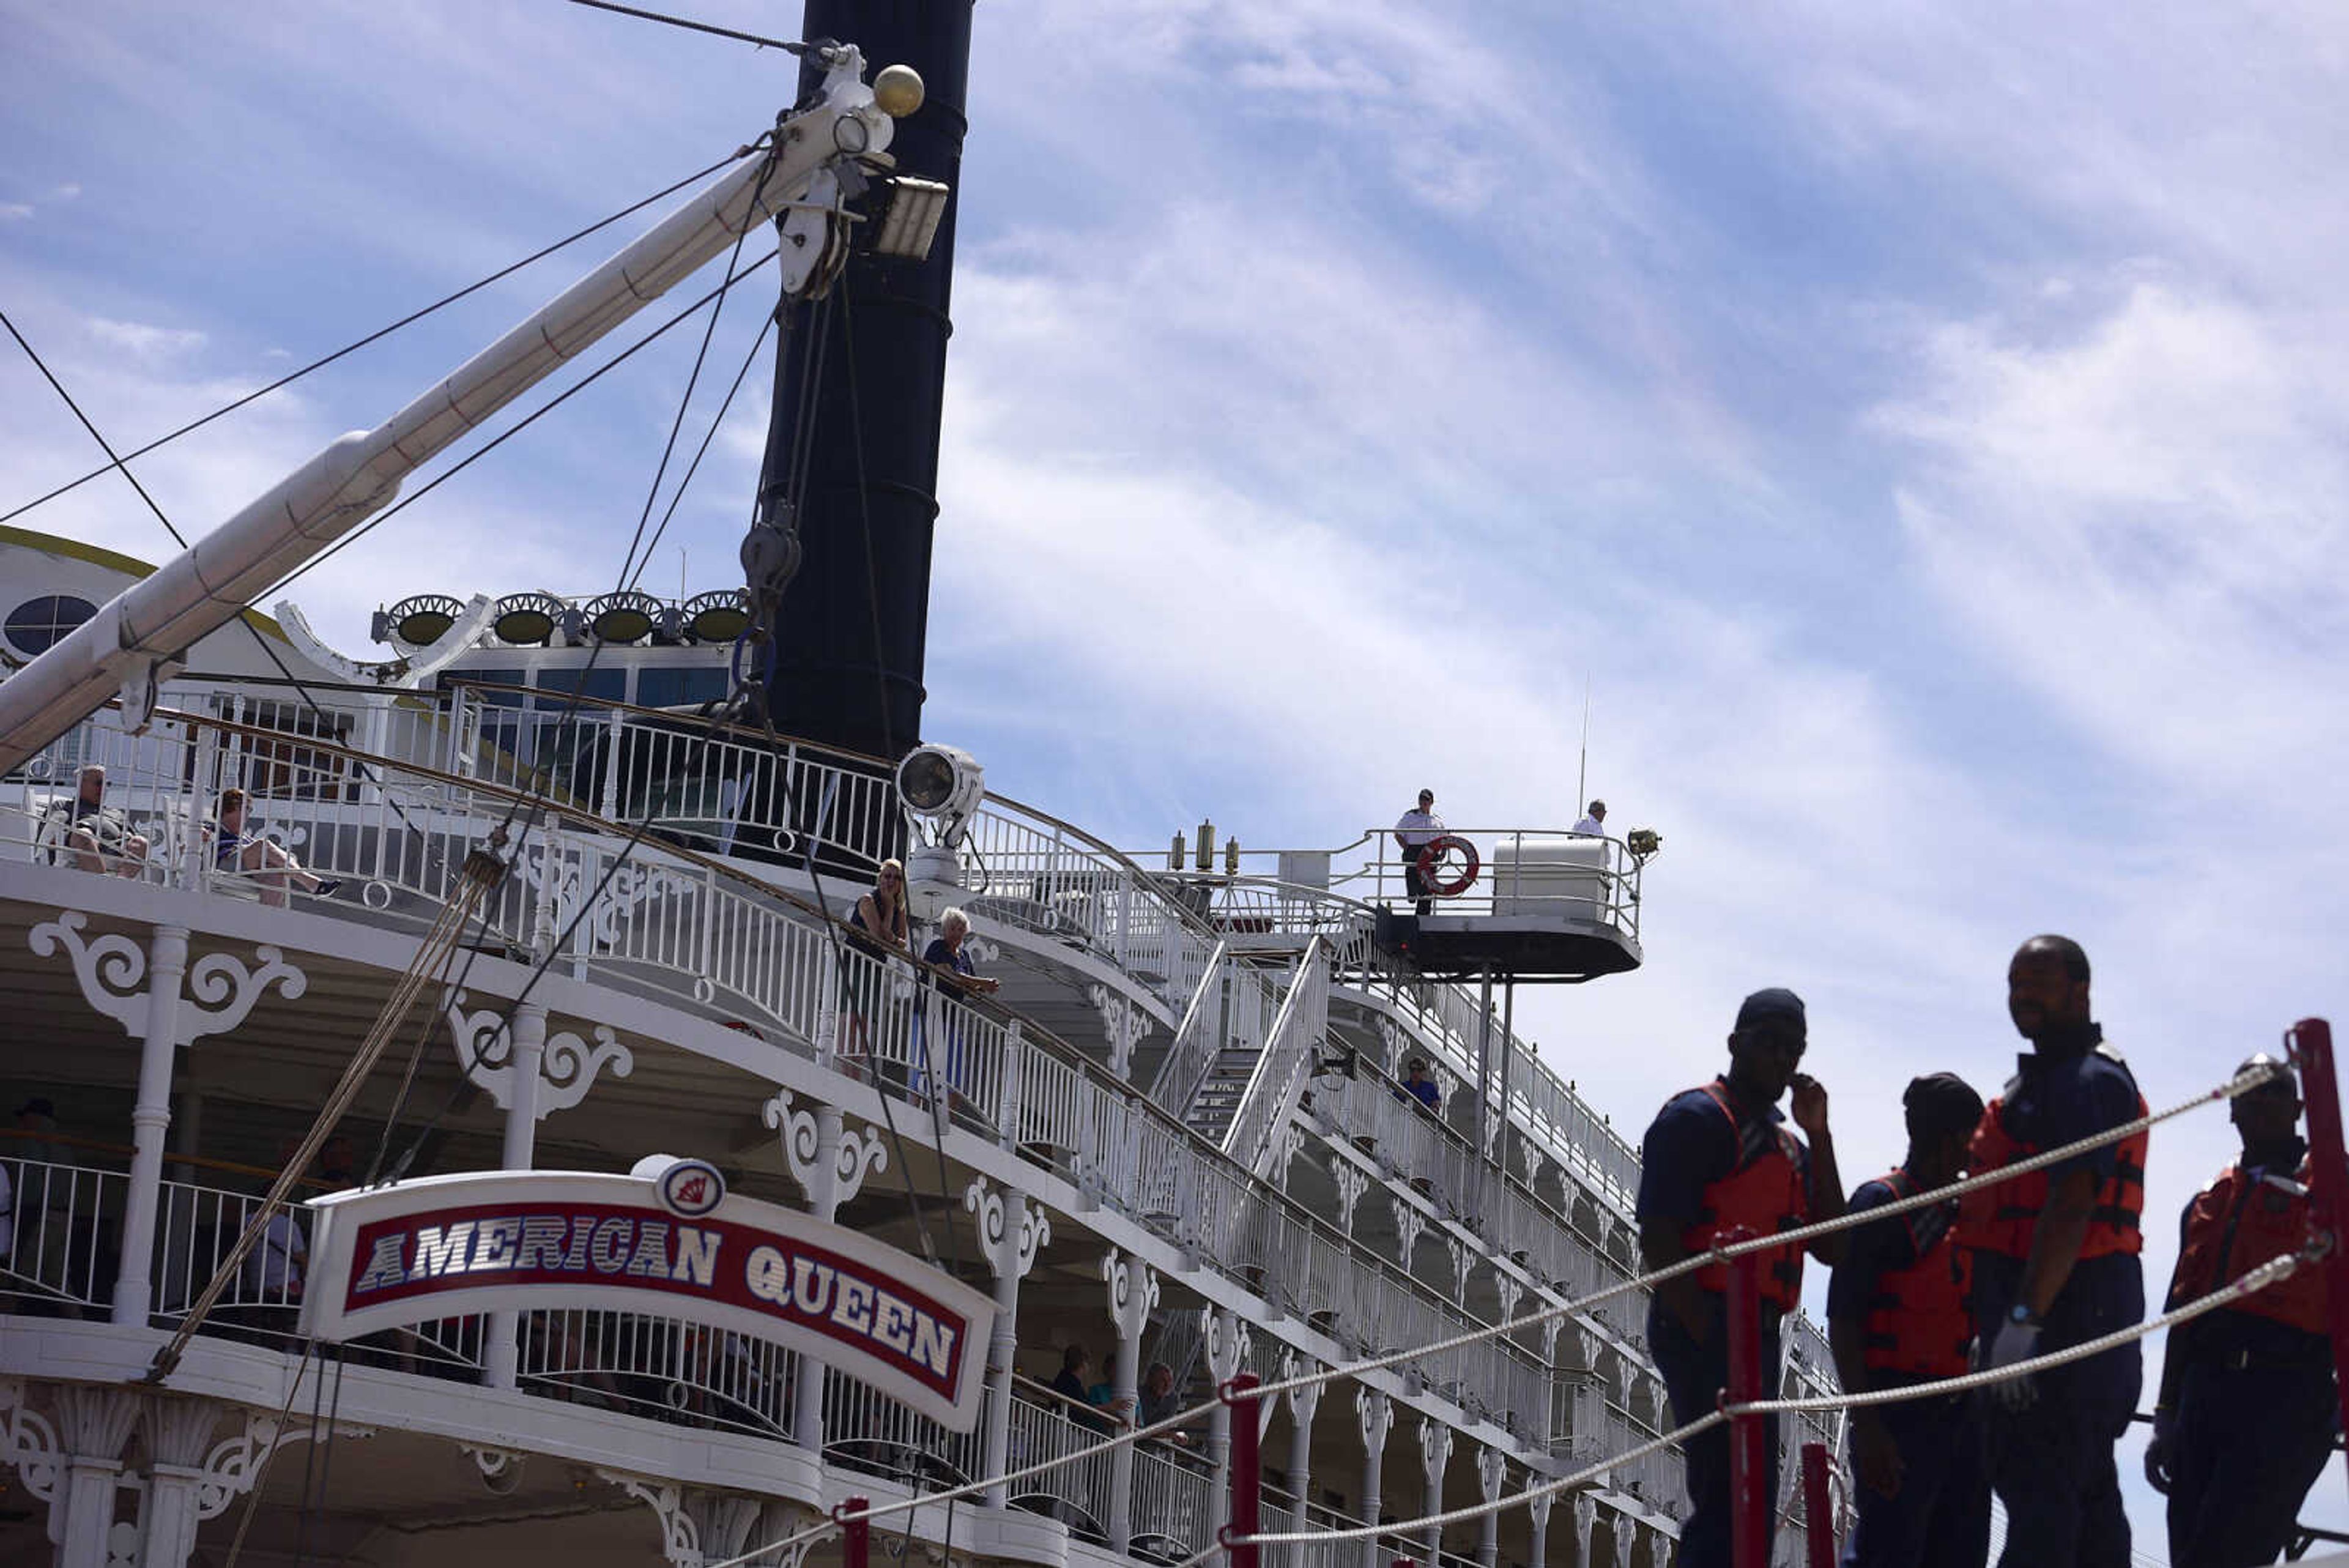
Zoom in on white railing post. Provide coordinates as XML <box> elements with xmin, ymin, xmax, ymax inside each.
<box><xmin>790</xmin><ymin>1100</ymin><xmax>849</xmax><ymax>1454</ymax></box>
<box><xmin>182</xmin><ymin>726</ymin><xmax>219</xmax><ymax>893</ymax></box>
<box><xmin>111</xmin><ymin>924</ymin><xmax>190</xmax><ymax>1326</ymax></box>
<box><xmin>997</xmin><ymin>1022</ymin><xmax>1025</xmax><ymax>1149</ymax></box>
<box><xmin>483</xmin><ymin>1000</ymin><xmax>547</xmax><ymax>1390</ymax></box>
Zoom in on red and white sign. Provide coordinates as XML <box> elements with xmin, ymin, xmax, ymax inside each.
<box><xmin>300</xmin><ymin>1167</ymin><xmax>995</xmax><ymax>1430</ymax></box>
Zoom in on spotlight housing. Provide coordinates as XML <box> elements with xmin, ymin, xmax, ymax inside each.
<box><xmin>492</xmin><ymin>592</ymin><xmax>563</xmax><ymax>646</ymax></box>
<box><xmin>587</xmin><ymin>590</ymin><xmax>662</xmax><ymax>645</ymax></box>
<box><xmin>684</xmin><ymin>589</ymin><xmax>752</xmax><ymax>644</ymax></box>
<box><xmin>387</xmin><ymin>593</ymin><xmax>465</xmax><ymax>649</ymax></box>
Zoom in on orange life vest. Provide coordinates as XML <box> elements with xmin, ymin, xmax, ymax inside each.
<box><xmin>2169</xmin><ymin>1157</ymin><xmax>2328</xmax><ymax>1336</ymax></box>
<box><xmin>1680</xmin><ymin>1083</ymin><xmax>1809</xmax><ymax>1311</ymax></box>
<box><xmin>1860</xmin><ymin>1169</ymin><xmax>1975</xmax><ymax>1379</ymax></box>
<box><xmin>1958</xmin><ymin>1046</ymin><xmax>2148</xmax><ymax>1260</ymax></box>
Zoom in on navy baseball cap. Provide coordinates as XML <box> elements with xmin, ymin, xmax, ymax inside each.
<box><xmin>1735</xmin><ymin>988</ymin><xmax>1806</xmax><ymax>1031</ymax></box>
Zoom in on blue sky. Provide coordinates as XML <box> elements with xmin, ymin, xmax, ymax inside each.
<box><xmin>5</xmin><ymin>1</ymin><xmax>2346</xmax><ymax>1549</ymax></box>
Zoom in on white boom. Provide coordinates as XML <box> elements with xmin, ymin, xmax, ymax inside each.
<box><xmin>0</xmin><ymin>49</ymin><xmax>908</xmax><ymax>776</ymax></box>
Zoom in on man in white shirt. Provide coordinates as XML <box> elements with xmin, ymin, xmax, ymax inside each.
<box><xmin>1394</xmin><ymin>789</ymin><xmax>1444</xmax><ymax>915</ymax></box>
<box><xmin>244</xmin><ymin>1207</ymin><xmax>306</xmax><ymax>1301</ymax></box>
<box><xmin>1573</xmin><ymin>799</ymin><xmax>1607</xmax><ymax>836</ymax></box>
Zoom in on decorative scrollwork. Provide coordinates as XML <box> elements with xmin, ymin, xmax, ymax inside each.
<box><xmin>1203</xmin><ymin>1308</ymin><xmax>1250</xmax><ymax>1385</ymax></box>
<box><xmin>28</xmin><ymin>912</ymin><xmax>149</xmax><ymax>1035</ymax></box>
<box><xmin>765</xmin><ymin>1091</ymin><xmax>824</xmax><ymax>1198</ymax></box>
<box><xmin>1356</xmin><ymin>1386</ymin><xmax>1393</xmax><ymax>1452</ymax></box>
<box><xmin>540</xmin><ymin>1023</ymin><xmax>634</xmax><ymax>1110</ymax></box>
<box><xmin>766</xmin><ymin>1092</ymin><xmax>886</xmax><ymax>1207</ymax></box>
<box><xmin>1101</xmin><ymin>1249</ymin><xmax>1159</xmax><ymax>1343</ymax></box>
<box><xmin>182</xmin><ymin>944</ymin><xmax>308</xmax><ymax>1036</ymax></box>
<box><xmin>195</xmin><ymin>1413</ymin><xmax>374</xmax><ymax>1520</ymax></box>
<box><xmin>0</xmin><ymin>1378</ymin><xmax>62</xmax><ymax>1507</ymax></box>
<box><xmin>1477</xmin><ymin>1443</ymin><xmax>1508</xmax><ymax>1499</ymax></box>
<box><xmin>1085</xmin><ymin>983</ymin><xmax>1151</xmax><ymax>1080</ymax></box>
<box><xmin>445</xmin><ymin>994</ymin><xmax>631</xmax><ymax>1117</ymax></box>
<box><xmin>1418</xmin><ymin>1417</ymin><xmax>1454</xmax><ymax>1487</ymax></box>
<box><xmin>833</xmin><ymin>1123</ymin><xmax>889</xmax><ymax>1206</ymax></box>
<box><xmin>1329</xmin><ymin>1156</ymin><xmax>1371</xmax><ymax>1236</ymax></box>
<box><xmin>963</xmin><ymin>1178</ymin><xmax>1048</xmax><ymax>1280</ymax></box>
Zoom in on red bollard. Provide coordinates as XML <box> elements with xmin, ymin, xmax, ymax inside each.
<box><xmin>2287</xmin><ymin>1018</ymin><xmax>2349</xmax><ymax>1508</ymax></box>
<box><xmin>1801</xmin><ymin>1442</ymin><xmax>1835</xmax><ymax>1568</ymax></box>
<box><xmin>1225</xmin><ymin>1372</ymin><xmax>1262</xmax><ymax>1568</ymax></box>
<box><xmin>1727</xmin><ymin>1246</ymin><xmax>1769</xmax><ymax>1568</ymax></box>
<box><xmin>842</xmin><ymin>1496</ymin><xmax>870</xmax><ymax>1568</ymax></box>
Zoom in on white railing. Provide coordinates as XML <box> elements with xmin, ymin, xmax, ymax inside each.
<box><xmin>825</xmin><ymin>1368</ymin><xmax>981</xmax><ymax>1484</ymax></box>
<box><xmin>1146</xmin><ymin>938</ymin><xmax>1234</xmax><ymax>1113</ymax></box>
<box><xmin>2</xmin><ymin>1154</ymin><xmax>126</xmax><ymax>1310</ymax></box>
<box><xmin>2</xmin><ymin>705</ymin><xmax>1679</xmax><ymax>1458</ymax></box>
<box><xmin>1341</xmin><ymin>826</ymin><xmax>1644</xmax><ymax>937</ymax></box>
<box><xmin>1129</xmin><ymin>1441</ymin><xmax>1214</xmax><ymax>1555</ymax></box>
<box><xmin>1005</xmin><ymin>1388</ymin><xmax>1118</xmax><ymax>1537</ymax></box>
<box><xmin>518</xmin><ymin>1306</ymin><xmax>796</xmax><ymax>1436</ymax></box>
<box><xmin>1222</xmin><ymin>940</ymin><xmax>1330</xmax><ymax>1174</ymax></box>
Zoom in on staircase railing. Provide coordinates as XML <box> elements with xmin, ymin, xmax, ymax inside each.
<box><xmin>1144</xmin><ymin>939</ymin><xmax>1231</xmax><ymax>1114</ymax></box>
<box><xmin>1222</xmin><ymin>938</ymin><xmax>1330</xmax><ymax>1176</ymax></box>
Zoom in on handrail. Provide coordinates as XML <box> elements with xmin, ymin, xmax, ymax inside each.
<box><xmin>0</xmin><ymin>1127</ymin><xmax>335</xmax><ymax>1191</ymax></box>
<box><xmin>1145</xmin><ymin>937</ymin><xmax>1231</xmax><ymax>1112</ymax></box>
<box><xmin>1222</xmin><ymin>938</ymin><xmax>1330</xmax><ymax>1174</ymax></box>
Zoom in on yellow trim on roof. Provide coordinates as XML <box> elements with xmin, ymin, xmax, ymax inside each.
<box><xmin>0</xmin><ymin>522</ymin><xmax>291</xmax><ymax>642</ymax></box>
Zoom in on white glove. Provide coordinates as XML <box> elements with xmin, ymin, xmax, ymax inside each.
<box><xmin>1984</xmin><ymin>1316</ymin><xmax>2041</xmax><ymax>1411</ymax></box>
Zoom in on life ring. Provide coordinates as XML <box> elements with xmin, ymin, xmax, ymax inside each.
<box><xmin>1415</xmin><ymin>834</ymin><xmax>1480</xmax><ymax>898</ymax></box>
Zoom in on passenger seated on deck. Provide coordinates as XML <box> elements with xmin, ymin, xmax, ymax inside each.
<box><xmin>208</xmin><ymin>787</ymin><xmax>340</xmax><ymax>907</ymax></box>
<box><xmin>56</xmin><ymin>765</ymin><xmax>149</xmax><ymax>877</ymax></box>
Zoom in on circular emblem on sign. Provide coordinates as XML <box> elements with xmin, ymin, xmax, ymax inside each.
<box><xmin>656</xmin><ymin>1157</ymin><xmax>727</xmax><ymax>1218</ymax></box>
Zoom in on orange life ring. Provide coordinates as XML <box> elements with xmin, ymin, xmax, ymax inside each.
<box><xmin>1415</xmin><ymin>834</ymin><xmax>1480</xmax><ymax>898</ymax></box>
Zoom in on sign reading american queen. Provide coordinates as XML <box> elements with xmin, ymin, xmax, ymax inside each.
<box><xmin>300</xmin><ymin>1162</ymin><xmax>995</xmax><ymax>1429</ymax></box>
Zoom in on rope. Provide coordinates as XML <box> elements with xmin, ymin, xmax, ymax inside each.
<box><xmin>144</xmin><ymin>844</ymin><xmax>507</xmax><ymax>1383</ymax></box>
<box><xmin>703</xmin><ymin>1057</ymin><xmax>2279</xmax><ymax>1568</ymax></box>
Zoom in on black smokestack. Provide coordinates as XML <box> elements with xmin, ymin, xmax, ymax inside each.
<box><xmin>755</xmin><ymin>0</ymin><xmax>973</xmax><ymax>760</ymax></box>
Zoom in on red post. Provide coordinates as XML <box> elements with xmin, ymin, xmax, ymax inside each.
<box><xmin>1801</xmin><ymin>1442</ymin><xmax>1835</xmax><ymax>1568</ymax></box>
<box><xmin>842</xmin><ymin>1496</ymin><xmax>870</xmax><ymax>1568</ymax></box>
<box><xmin>2287</xmin><ymin>1017</ymin><xmax>2349</xmax><ymax>1507</ymax></box>
<box><xmin>1224</xmin><ymin>1372</ymin><xmax>1262</xmax><ymax>1568</ymax></box>
<box><xmin>1726</xmin><ymin>1246</ymin><xmax>1769</xmax><ymax>1568</ymax></box>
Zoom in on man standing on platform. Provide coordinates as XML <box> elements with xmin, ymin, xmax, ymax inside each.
<box><xmin>1828</xmin><ymin>1072</ymin><xmax>1991</xmax><ymax>1568</ymax></box>
<box><xmin>1960</xmin><ymin>935</ymin><xmax>2148</xmax><ymax>1568</ymax></box>
<box><xmin>1393</xmin><ymin>789</ymin><xmax>1444</xmax><ymax>917</ymax></box>
<box><xmin>1638</xmin><ymin>987</ymin><xmax>1846</xmax><ymax>1568</ymax></box>
<box><xmin>2145</xmin><ymin>1053</ymin><xmax>2336</xmax><ymax>1568</ymax></box>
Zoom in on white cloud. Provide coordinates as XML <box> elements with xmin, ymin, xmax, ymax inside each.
<box><xmin>0</xmin><ymin>203</ymin><xmax>31</xmax><ymax>221</ymax></box>
<box><xmin>84</xmin><ymin>316</ymin><xmax>207</xmax><ymax>359</ymax></box>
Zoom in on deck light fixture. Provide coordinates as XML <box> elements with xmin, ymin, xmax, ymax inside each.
<box><xmin>867</xmin><ymin>176</ymin><xmax>951</xmax><ymax>262</ymax></box>
<box><xmin>492</xmin><ymin>592</ymin><xmax>563</xmax><ymax>646</ymax></box>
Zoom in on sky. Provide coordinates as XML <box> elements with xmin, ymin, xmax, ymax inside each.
<box><xmin>4</xmin><ymin>0</ymin><xmax>2346</xmax><ymax>1552</ymax></box>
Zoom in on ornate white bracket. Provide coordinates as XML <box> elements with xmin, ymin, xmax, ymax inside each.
<box><xmin>445</xmin><ymin>992</ymin><xmax>635</xmax><ymax>1117</ymax></box>
<box><xmin>461</xmin><ymin>1443</ymin><xmax>527</xmax><ymax>1486</ymax></box>
<box><xmin>30</xmin><ymin>913</ymin><xmax>306</xmax><ymax>1044</ymax></box>
<box><xmin>1274</xmin><ymin>1121</ymin><xmax>1312</xmax><ymax>1193</ymax></box>
<box><xmin>0</xmin><ymin>1378</ymin><xmax>61</xmax><ymax>1510</ymax></box>
<box><xmin>1373</xmin><ymin>1016</ymin><xmax>1408</xmax><ymax>1077</ymax></box>
<box><xmin>1477</xmin><ymin>1444</ymin><xmax>1508</xmax><ymax>1501</ymax></box>
<box><xmin>1102</xmin><ymin>1249</ymin><xmax>1160</xmax><ymax>1344</ymax></box>
<box><xmin>964</xmin><ymin>1178</ymin><xmax>1047</xmax><ymax>1280</ymax></box>
<box><xmin>194</xmin><ymin>1411</ymin><xmax>374</xmax><ymax>1520</ymax></box>
<box><xmin>1444</xmin><ymin>1233</ymin><xmax>1477</xmax><ymax>1307</ymax></box>
<box><xmin>1287</xmin><ymin>1358</ymin><xmax>1324</xmax><ymax>1431</ymax></box>
<box><xmin>765</xmin><ymin>1091</ymin><xmax>889</xmax><ymax>1208</ymax></box>
<box><xmin>1329</xmin><ymin>1156</ymin><xmax>1371</xmax><ymax>1236</ymax></box>
<box><xmin>1573</xmin><ymin>1493</ymin><xmax>1600</xmax><ymax>1561</ymax></box>
<box><xmin>1417</xmin><ymin>1416</ymin><xmax>1453</xmax><ymax>1490</ymax></box>
<box><xmin>1393</xmin><ymin>1202</ymin><xmax>1430</xmax><ymax>1268</ymax></box>
<box><xmin>604</xmin><ymin>1474</ymin><xmax>700</xmax><ymax>1567</ymax></box>
<box><xmin>1086</xmin><ymin>983</ymin><xmax>1151</xmax><ymax>1080</ymax></box>
<box><xmin>1203</xmin><ymin>1307</ymin><xmax>1250</xmax><ymax>1390</ymax></box>
<box><xmin>1356</xmin><ymin>1387</ymin><xmax>1393</xmax><ymax>1456</ymax></box>
<box><xmin>1520</xmin><ymin>1137</ymin><xmax>1547</xmax><ymax>1192</ymax></box>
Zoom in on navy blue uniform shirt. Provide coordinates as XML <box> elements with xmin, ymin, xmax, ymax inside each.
<box><xmin>1825</xmin><ymin>1175</ymin><xmax>1950</xmax><ymax>1324</ymax></box>
<box><xmin>1637</xmin><ymin>1077</ymin><xmax>1809</xmax><ymax>1232</ymax></box>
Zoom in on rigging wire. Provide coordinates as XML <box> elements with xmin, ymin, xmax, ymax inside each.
<box><xmin>563</xmin><ymin>0</ymin><xmax>816</xmax><ymax>56</ymax></box>
<box><xmin>0</xmin><ymin>152</ymin><xmax>744</xmax><ymax>530</ymax></box>
<box><xmin>0</xmin><ymin>307</ymin><xmax>432</xmax><ymax>839</ymax></box>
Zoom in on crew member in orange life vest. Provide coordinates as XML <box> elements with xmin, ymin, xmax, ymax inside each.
<box><xmin>1638</xmin><ymin>987</ymin><xmax>1847</xmax><ymax>1568</ymax></box>
<box><xmin>1828</xmin><ymin>1072</ymin><xmax>1991</xmax><ymax>1568</ymax></box>
<box><xmin>2144</xmin><ymin>1055</ymin><xmax>2337</xmax><ymax>1568</ymax></box>
<box><xmin>1961</xmin><ymin>935</ymin><xmax>2148</xmax><ymax>1568</ymax></box>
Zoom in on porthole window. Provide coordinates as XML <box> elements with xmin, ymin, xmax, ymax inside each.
<box><xmin>4</xmin><ymin>595</ymin><xmax>98</xmax><ymax>657</ymax></box>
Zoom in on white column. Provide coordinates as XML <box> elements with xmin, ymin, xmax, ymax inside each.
<box><xmin>1102</xmin><ymin>1250</ymin><xmax>1159</xmax><ymax>1553</ymax></box>
<box><xmin>484</xmin><ymin>1000</ymin><xmax>547</xmax><ymax>1389</ymax></box>
<box><xmin>968</xmin><ymin>1179</ymin><xmax>1045</xmax><ymax>1509</ymax></box>
<box><xmin>1526</xmin><ymin>1486</ymin><xmax>1554</xmax><ymax>1568</ymax></box>
<box><xmin>1417</xmin><ymin>1418</ymin><xmax>1453</xmax><ymax>1566</ymax></box>
<box><xmin>1203</xmin><ymin>1308</ymin><xmax>1249</xmax><ymax>1545</ymax></box>
<box><xmin>792</xmin><ymin>1102</ymin><xmax>848</xmax><ymax>1452</ymax></box>
<box><xmin>113</xmin><ymin>925</ymin><xmax>189</xmax><ymax>1326</ymax></box>
<box><xmin>137</xmin><ymin>1394</ymin><xmax>223</xmax><ymax>1568</ymax></box>
<box><xmin>1357</xmin><ymin>1388</ymin><xmax>1393</xmax><ymax>1568</ymax></box>
<box><xmin>1286</xmin><ymin>1372</ymin><xmax>1325</xmax><ymax>1526</ymax></box>
<box><xmin>1573</xmin><ymin>1494</ymin><xmax>1598</xmax><ymax>1568</ymax></box>
<box><xmin>1475</xmin><ymin>1446</ymin><xmax>1507</xmax><ymax>1568</ymax></box>
<box><xmin>51</xmin><ymin>1388</ymin><xmax>138</xmax><ymax>1568</ymax></box>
